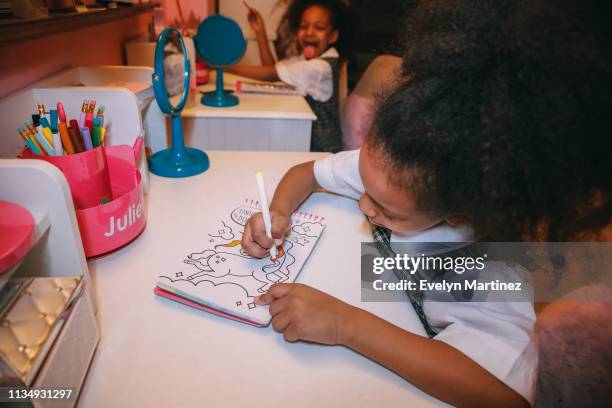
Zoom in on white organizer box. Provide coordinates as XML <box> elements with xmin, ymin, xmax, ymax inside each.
<box><xmin>0</xmin><ymin>161</ymin><xmax>100</xmax><ymax>408</ymax></box>
<box><xmin>0</xmin><ymin>78</ymin><xmax>150</xmax><ymax>192</ymax></box>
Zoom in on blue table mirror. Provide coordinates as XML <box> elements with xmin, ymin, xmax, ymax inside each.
<box><xmin>150</xmin><ymin>28</ymin><xmax>210</xmax><ymax>178</ymax></box>
<box><xmin>194</xmin><ymin>14</ymin><xmax>246</xmax><ymax>107</ymax></box>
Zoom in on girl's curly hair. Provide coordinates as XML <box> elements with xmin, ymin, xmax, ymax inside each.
<box><xmin>274</xmin><ymin>0</ymin><xmax>353</xmax><ymax>59</ymax></box>
<box><xmin>369</xmin><ymin>0</ymin><xmax>612</xmax><ymax>241</ymax></box>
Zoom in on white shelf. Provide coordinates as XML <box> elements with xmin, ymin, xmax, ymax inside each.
<box><xmin>31</xmin><ymin>210</ymin><xmax>51</xmax><ymax>245</ymax></box>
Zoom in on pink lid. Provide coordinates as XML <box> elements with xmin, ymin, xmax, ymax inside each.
<box><xmin>0</xmin><ymin>201</ymin><xmax>35</xmax><ymax>274</ymax></box>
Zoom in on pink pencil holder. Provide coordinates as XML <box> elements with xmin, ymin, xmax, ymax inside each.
<box><xmin>21</xmin><ymin>138</ymin><xmax>146</xmax><ymax>258</ymax></box>
<box><xmin>24</xmin><ymin>146</ymin><xmax>113</xmax><ymax>209</ymax></box>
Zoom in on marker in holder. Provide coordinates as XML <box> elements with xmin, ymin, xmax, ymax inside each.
<box><xmin>20</xmin><ymin>137</ymin><xmax>146</xmax><ymax>258</ymax></box>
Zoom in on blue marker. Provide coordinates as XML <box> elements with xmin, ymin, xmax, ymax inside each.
<box><xmin>50</xmin><ymin>109</ymin><xmax>58</xmax><ymax>132</ymax></box>
<box><xmin>49</xmin><ymin>109</ymin><xmax>63</xmax><ymax>155</ymax></box>
<box><xmin>40</xmin><ymin>117</ymin><xmax>50</xmax><ymax>129</ymax></box>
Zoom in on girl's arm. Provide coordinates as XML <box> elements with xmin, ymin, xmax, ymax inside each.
<box><xmin>253</xmin><ymin>25</ymin><xmax>276</xmax><ymax>66</ymax></box>
<box><xmin>257</xmin><ymin>284</ymin><xmax>530</xmax><ymax>408</ymax></box>
<box><xmin>245</xmin><ymin>4</ymin><xmax>276</xmax><ymax>66</ymax></box>
<box><xmin>269</xmin><ymin>161</ymin><xmax>320</xmax><ymax>215</ymax></box>
<box><xmin>343</xmin><ymin>307</ymin><xmax>530</xmax><ymax>408</ymax></box>
<box><xmin>227</xmin><ymin>65</ymin><xmax>280</xmax><ymax>82</ymax></box>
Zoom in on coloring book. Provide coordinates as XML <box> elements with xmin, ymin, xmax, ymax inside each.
<box><xmin>155</xmin><ymin>199</ymin><xmax>326</xmax><ymax>327</ymax></box>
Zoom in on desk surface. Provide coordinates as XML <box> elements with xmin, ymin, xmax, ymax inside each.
<box><xmin>80</xmin><ymin>151</ymin><xmax>445</xmax><ymax>408</ymax></box>
<box><xmin>180</xmin><ymin>73</ymin><xmax>317</xmax><ymax>121</ymax></box>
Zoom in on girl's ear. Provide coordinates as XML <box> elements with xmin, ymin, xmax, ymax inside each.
<box><xmin>329</xmin><ymin>30</ymin><xmax>339</xmax><ymax>45</ymax></box>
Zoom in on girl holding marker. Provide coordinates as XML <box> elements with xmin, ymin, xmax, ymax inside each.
<box><xmin>241</xmin><ymin>0</ymin><xmax>611</xmax><ymax>406</ymax></box>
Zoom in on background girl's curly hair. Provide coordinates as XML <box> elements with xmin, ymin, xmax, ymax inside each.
<box><xmin>275</xmin><ymin>0</ymin><xmax>353</xmax><ymax>59</ymax></box>
<box><xmin>370</xmin><ymin>0</ymin><xmax>612</xmax><ymax>241</ymax></box>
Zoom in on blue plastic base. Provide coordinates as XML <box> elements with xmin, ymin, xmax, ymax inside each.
<box><xmin>201</xmin><ymin>90</ymin><xmax>239</xmax><ymax>107</ymax></box>
<box><xmin>148</xmin><ymin>147</ymin><xmax>210</xmax><ymax>178</ymax></box>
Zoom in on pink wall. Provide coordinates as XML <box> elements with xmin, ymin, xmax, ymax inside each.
<box><xmin>162</xmin><ymin>0</ymin><xmax>210</xmax><ymax>26</ymax></box>
<box><xmin>0</xmin><ymin>12</ymin><xmax>153</xmax><ymax>99</ymax></box>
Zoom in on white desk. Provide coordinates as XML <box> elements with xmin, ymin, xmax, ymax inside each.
<box><xmin>79</xmin><ymin>151</ymin><xmax>446</xmax><ymax>407</ymax></box>
<box><xmin>179</xmin><ymin>73</ymin><xmax>316</xmax><ymax>152</ymax></box>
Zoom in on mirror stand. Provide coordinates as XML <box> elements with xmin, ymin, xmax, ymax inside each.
<box><xmin>201</xmin><ymin>67</ymin><xmax>239</xmax><ymax>107</ymax></box>
<box><xmin>148</xmin><ymin>113</ymin><xmax>210</xmax><ymax>177</ymax></box>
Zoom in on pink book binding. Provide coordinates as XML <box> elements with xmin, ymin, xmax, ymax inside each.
<box><xmin>154</xmin><ymin>287</ymin><xmax>267</xmax><ymax>328</ymax></box>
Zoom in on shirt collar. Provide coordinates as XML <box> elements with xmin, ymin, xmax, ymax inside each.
<box><xmin>391</xmin><ymin>223</ymin><xmax>474</xmax><ymax>243</ymax></box>
<box><xmin>321</xmin><ymin>47</ymin><xmax>339</xmax><ymax>58</ymax></box>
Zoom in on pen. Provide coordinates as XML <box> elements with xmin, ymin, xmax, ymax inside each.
<box><xmin>69</xmin><ymin>119</ymin><xmax>84</xmax><ymax>150</ymax></box>
<box><xmin>49</xmin><ymin>109</ymin><xmax>63</xmax><ymax>155</ymax></box>
<box><xmin>24</xmin><ymin>120</ymin><xmax>45</xmax><ymax>154</ymax></box>
<box><xmin>39</xmin><ymin>117</ymin><xmax>55</xmax><ymax>146</ymax></box>
<box><xmin>18</xmin><ymin>128</ymin><xmax>42</xmax><ymax>155</ymax></box>
<box><xmin>37</xmin><ymin>101</ymin><xmax>50</xmax><ymax>123</ymax></box>
<box><xmin>92</xmin><ymin>117</ymin><xmax>101</xmax><ymax>147</ymax></box>
<box><xmin>25</xmin><ymin>138</ymin><xmax>42</xmax><ymax>155</ymax></box>
<box><xmin>58</xmin><ymin>122</ymin><xmax>75</xmax><ymax>154</ymax></box>
<box><xmin>255</xmin><ymin>170</ymin><xmax>278</xmax><ymax>258</ymax></box>
<box><xmin>50</xmin><ymin>109</ymin><xmax>58</xmax><ymax>131</ymax></box>
<box><xmin>67</xmin><ymin>125</ymin><xmax>84</xmax><ymax>153</ymax></box>
<box><xmin>57</xmin><ymin>102</ymin><xmax>67</xmax><ymax>123</ymax></box>
<box><xmin>85</xmin><ymin>100</ymin><xmax>95</xmax><ymax>135</ymax></box>
<box><xmin>52</xmin><ymin>130</ymin><xmax>63</xmax><ymax>155</ymax></box>
<box><xmin>81</xmin><ymin>126</ymin><xmax>93</xmax><ymax>151</ymax></box>
<box><xmin>96</xmin><ymin>105</ymin><xmax>105</xmax><ymax>127</ymax></box>
<box><xmin>32</xmin><ymin>127</ymin><xmax>55</xmax><ymax>155</ymax></box>
<box><xmin>86</xmin><ymin>100</ymin><xmax>96</xmax><ymax>122</ymax></box>
<box><xmin>79</xmin><ymin>99</ymin><xmax>88</xmax><ymax>128</ymax></box>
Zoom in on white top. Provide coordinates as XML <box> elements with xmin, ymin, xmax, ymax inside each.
<box><xmin>313</xmin><ymin>149</ymin><xmax>537</xmax><ymax>404</ymax></box>
<box><xmin>276</xmin><ymin>47</ymin><xmax>339</xmax><ymax>102</ymax></box>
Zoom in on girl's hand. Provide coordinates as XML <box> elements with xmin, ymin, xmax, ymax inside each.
<box><xmin>242</xmin><ymin>211</ymin><xmax>290</xmax><ymax>258</ymax></box>
<box><xmin>244</xmin><ymin>2</ymin><xmax>266</xmax><ymax>34</ymax></box>
<box><xmin>256</xmin><ymin>283</ymin><xmax>355</xmax><ymax>345</ymax></box>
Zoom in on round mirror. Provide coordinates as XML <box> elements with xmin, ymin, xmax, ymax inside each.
<box><xmin>194</xmin><ymin>15</ymin><xmax>246</xmax><ymax>107</ymax></box>
<box><xmin>150</xmin><ymin>28</ymin><xmax>210</xmax><ymax>178</ymax></box>
<box><xmin>152</xmin><ymin>28</ymin><xmax>190</xmax><ymax>116</ymax></box>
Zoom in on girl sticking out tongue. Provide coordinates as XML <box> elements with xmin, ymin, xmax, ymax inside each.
<box><xmin>230</xmin><ymin>0</ymin><xmax>350</xmax><ymax>153</ymax></box>
<box><xmin>303</xmin><ymin>45</ymin><xmax>318</xmax><ymax>59</ymax></box>
<box><xmin>296</xmin><ymin>4</ymin><xmax>339</xmax><ymax>60</ymax></box>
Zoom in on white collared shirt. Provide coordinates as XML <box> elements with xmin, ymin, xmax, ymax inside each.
<box><xmin>275</xmin><ymin>47</ymin><xmax>339</xmax><ymax>102</ymax></box>
<box><xmin>313</xmin><ymin>149</ymin><xmax>537</xmax><ymax>404</ymax></box>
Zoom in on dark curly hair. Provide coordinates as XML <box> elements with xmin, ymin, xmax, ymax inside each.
<box><xmin>369</xmin><ymin>0</ymin><xmax>612</xmax><ymax>241</ymax></box>
<box><xmin>275</xmin><ymin>0</ymin><xmax>353</xmax><ymax>59</ymax></box>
